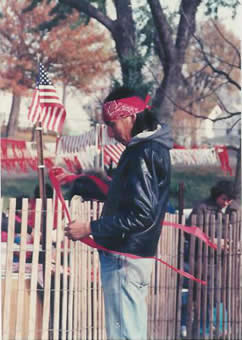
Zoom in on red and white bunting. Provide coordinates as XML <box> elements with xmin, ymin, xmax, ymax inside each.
<box><xmin>1</xmin><ymin>133</ymin><xmax>233</xmax><ymax>175</ymax></box>
<box><xmin>170</xmin><ymin>148</ymin><xmax>219</xmax><ymax>167</ymax></box>
<box><xmin>57</xmin><ymin>127</ymin><xmax>97</xmax><ymax>154</ymax></box>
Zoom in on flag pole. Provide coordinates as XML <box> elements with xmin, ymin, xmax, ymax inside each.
<box><xmin>35</xmin><ymin>121</ymin><xmax>47</xmax><ymax>279</ymax></box>
<box><xmin>35</xmin><ymin>56</ymin><xmax>47</xmax><ymax>279</ymax></box>
<box><xmin>28</xmin><ymin>58</ymin><xmax>67</xmax><ymax>283</ymax></box>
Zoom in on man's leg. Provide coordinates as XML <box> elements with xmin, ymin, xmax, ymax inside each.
<box><xmin>99</xmin><ymin>251</ymin><xmax>153</xmax><ymax>340</ymax></box>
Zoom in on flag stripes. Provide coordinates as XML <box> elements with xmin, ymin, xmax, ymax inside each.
<box><xmin>28</xmin><ymin>63</ymin><xmax>66</xmax><ymax>134</ymax></box>
<box><xmin>28</xmin><ymin>89</ymin><xmax>40</xmax><ymax>123</ymax></box>
<box><xmin>104</xmin><ymin>143</ymin><xmax>126</xmax><ymax>165</ymax></box>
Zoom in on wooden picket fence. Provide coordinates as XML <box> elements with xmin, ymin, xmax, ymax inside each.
<box><xmin>1</xmin><ymin>197</ymin><xmax>241</xmax><ymax>340</ymax></box>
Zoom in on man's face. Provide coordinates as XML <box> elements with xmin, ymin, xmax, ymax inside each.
<box><xmin>106</xmin><ymin>116</ymin><xmax>135</xmax><ymax>145</ymax></box>
<box><xmin>216</xmin><ymin>193</ymin><xmax>232</xmax><ymax>209</ymax></box>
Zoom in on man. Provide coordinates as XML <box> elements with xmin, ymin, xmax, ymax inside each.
<box><xmin>182</xmin><ymin>180</ymin><xmax>236</xmax><ymax>336</ymax></box>
<box><xmin>187</xmin><ymin>179</ymin><xmax>236</xmax><ymax>227</ymax></box>
<box><xmin>185</xmin><ymin>179</ymin><xmax>236</xmax><ymax>264</ymax></box>
<box><xmin>65</xmin><ymin>87</ymin><xmax>173</xmax><ymax>340</ymax></box>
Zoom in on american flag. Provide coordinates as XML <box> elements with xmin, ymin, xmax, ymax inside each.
<box><xmin>28</xmin><ymin>63</ymin><xmax>66</xmax><ymax>134</ymax></box>
<box><xmin>104</xmin><ymin>143</ymin><xmax>126</xmax><ymax>165</ymax></box>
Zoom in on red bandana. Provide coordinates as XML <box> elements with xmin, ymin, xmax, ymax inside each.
<box><xmin>102</xmin><ymin>95</ymin><xmax>151</xmax><ymax>122</ymax></box>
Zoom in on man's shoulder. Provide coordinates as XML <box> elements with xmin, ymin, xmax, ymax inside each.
<box><xmin>128</xmin><ymin>139</ymin><xmax>169</xmax><ymax>153</ymax></box>
<box><xmin>126</xmin><ymin>141</ymin><xmax>169</xmax><ymax>165</ymax></box>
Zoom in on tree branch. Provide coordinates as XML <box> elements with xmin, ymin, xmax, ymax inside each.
<box><xmin>175</xmin><ymin>0</ymin><xmax>202</xmax><ymax>62</ymax></box>
<box><xmin>168</xmin><ymin>86</ymin><xmax>241</xmax><ymax>122</ymax></box>
<box><xmin>212</xmin><ymin>19</ymin><xmax>241</xmax><ymax>65</ymax></box>
<box><xmin>193</xmin><ymin>31</ymin><xmax>241</xmax><ymax>90</ymax></box>
<box><xmin>180</xmin><ymin>74</ymin><xmax>229</xmax><ymax>105</ymax></box>
<box><xmin>197</xmin><ymin>52</ymin><xmax>240</xmax><ymax>70</ymax></box>
<box><xmin>227</xmin><ymin>118</ymin><xmax>241</xmax><ymax>133</ymax></box>
<box><xmin>59</xmin><ymin>0</ymin><xmax>115</xmax><ymax>32</ymax></box>
<box><xmin>214</xmin><ymin>92</ymin><xmax>240</xmax><ymax>117</ymax></box>
<box><xmin>147</xmin><ymin>0</ymin><xmax>175</xmax><ymax>67</ymax></box>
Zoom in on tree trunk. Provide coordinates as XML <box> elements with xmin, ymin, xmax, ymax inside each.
<box><xmin>112</xmin><ymin>31</ymin><xmax>143</xmax><ymax>88</ymax></box>
<box><xmin>6</xmin><ymin>94</ymin><xmax>21</xmax><ymax>137</ymax></box>
<box><xmin>153</xmin><ymin>66</ymin><xmax>182</xmax><ymax>124</ymax></box>
<box><xmin>111</xmin><ymin>1</ymin><xmax>143</xmax><ymax>89</ymax></box>
<box><xmin>62</xmin><ymin>0</ymin><xmax>144</xmax><ymax>90</ymax></box>
<box><xmin>147</xmin><ymin>0</ymin><xmax>202</xmax><ymax>124</ymax></box>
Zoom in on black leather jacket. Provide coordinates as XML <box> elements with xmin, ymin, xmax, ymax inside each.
<box><xmin>91</xmin><ymin>124</ymin><xmax>172</xmax><ymax>256</ymax></box>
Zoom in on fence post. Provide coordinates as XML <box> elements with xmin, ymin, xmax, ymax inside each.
<box><xmin>178</xmin><ymin>182</ymin><xmax>184</xmax><ymax>224</ymax></box>
<box><xmin>35</xmin><ymin>122</ymin><xmax>47</xmax><ymax>280</ymax></box>
<box><xmin>175</xmin><ymin>183</ymin><xmax>185</xmax><ymax>339</ymax></box>
<box><xmin>186</xmin><ymin>214</ymin><xmax>196</xmax><ymax>339</ymax></box>
<box><xmin>193</xmin><ymin>213</ymin><xmax>203</xmax><ymax>339</ymax></box>
<box><xmin>215</xmin><ymin>213</ymin><xmax>222</xmax><ymax>339</ymax></box>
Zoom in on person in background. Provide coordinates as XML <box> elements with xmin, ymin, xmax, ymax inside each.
<box><xmin>225</xmin><ymin>190</ymin><xmax>241</xmax><ymax>216</ymax></box>
<box><xmin>182</xmin><ymin>180</ymin><xmax>236</xmax><ymax>337</ymax></box>
<box><xmin>184</xmin><ymin>179</ymin><xmax>236</xmax><ymax>272</ymax></box>
<box><xmin>186</xmin><ymin>179</ymin><xmax>236</xmax><ymax>233</ymax></box>
<box><xmin>64</xmin><ymin>86</ymin><xmax>173</xmax><ymax>340</ymax></box>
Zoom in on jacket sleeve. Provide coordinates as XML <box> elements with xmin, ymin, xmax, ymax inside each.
<box><xmin>91</xmin><ymin>145</ymin><xmax>169</xmax><ymax>238</ymax></box>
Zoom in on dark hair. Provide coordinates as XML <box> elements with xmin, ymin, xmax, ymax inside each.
<box><xmin>104</xmin><ymin>86</ymin><xmax>158</xmax><ymax>136</ymax></box>
<box><xmin>104</xmin><ymin>87</ymin><xmax>136</xmax><ymax>103</ymax></box>
<box><xmin>69</xmin><ymin>172</ymin><xmax>110</xmax><ymax>202</ymax></box>
<box><xmin>210</xmin><ymin>180</ymin><xmax>236</xmax><ymax>201</ymax></box>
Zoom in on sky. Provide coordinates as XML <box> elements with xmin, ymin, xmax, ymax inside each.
<box><xmin>107</xmin><ymin>0</ymin><xmax>241</xmax><ymax>37</ymax></box>
<box><xmin>0</xmin><ymin>0</ymin><xmax>241</xmax><ymax>136</ymax></box>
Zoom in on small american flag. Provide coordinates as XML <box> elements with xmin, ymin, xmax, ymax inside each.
<box><xmin>28</xmin><ymin>63</ymin><xmax>66</xmax><ymax>134</ymax></box>
<box><xmin>104</xmin><ymin>143</ymin><xmax>125</xmax><ymax>165</ymax></box>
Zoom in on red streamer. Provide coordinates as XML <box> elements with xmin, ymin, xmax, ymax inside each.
<box><xmin>48</xmin><ymin>168</ymin><xmax>218</xmax><ymax>285</ymax></box>
<box><xmin>163</xmin><ymin>221</ymin><xmax>217</xmax><ymax>250</ymax></box>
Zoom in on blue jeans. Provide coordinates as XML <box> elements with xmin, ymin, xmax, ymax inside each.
<box><xmin>99</xmin><ymin>251</ymin><xmax>153</xmax><ymax>340</ymax></box>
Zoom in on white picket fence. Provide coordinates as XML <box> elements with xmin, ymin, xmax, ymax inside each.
<box><xmin>1</xmin><ymin>198</ymin><xmax>241</xmax><ymax>339</ymax></box>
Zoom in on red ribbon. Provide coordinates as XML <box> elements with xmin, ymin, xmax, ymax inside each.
<box><xmin>163</xmin><ymin>221</ymin><xmax>217</xmax><ymax>250</ymax></box>
<box><xmin>48</xmin><ymin>168</ymin><xmax>217</xmax><ymax>285</ymax></box>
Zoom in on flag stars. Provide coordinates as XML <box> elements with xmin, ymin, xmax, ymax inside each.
<box><xmin>38</xmin><ymin>63</ymin><xmax>52</xmax><ymax>86</ymax></box>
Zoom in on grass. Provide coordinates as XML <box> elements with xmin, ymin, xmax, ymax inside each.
<box><xmin>170</xmin><ymin>166</ymin><xmax>230</xmax><ymax>209</ymax></box>
<box><xmin>1</xmin><ymin>176</ymin><xmax>40</xmax><ymax>198</ymax></box>
<box><xmin>1</xmin><ymin>165</ymin><xmax>232</xmax><ymax>210</ymax></box>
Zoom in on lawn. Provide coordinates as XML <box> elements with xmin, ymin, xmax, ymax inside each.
<box><xmin>169</xmin><ymin>165</ymin><xmax>231</xmax><ymax>209</ymax></box>
<box><xmin>1</xmin><ymin>165</ymin><xmax>232</xmax><ymax>209</ymax></box>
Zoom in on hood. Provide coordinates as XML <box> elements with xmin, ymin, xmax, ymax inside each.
<box><xmin>128</xmin><ymin>123</ymin><xmax>173</xmax><ymax>149</ymax></box>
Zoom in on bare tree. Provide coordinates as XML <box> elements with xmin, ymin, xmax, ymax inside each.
<box><xmin>173</xmin><ymin>19</ymin><xmax>241</xmax><ymax>197</ymax></box>
<box><xmin>25</xmin><ymin>0</ymin><xmax>230</xmax><ymax>124</ymax></box>
<box><xmin>24</xmin><ymin>0</ymin><xmax>240</xmax><ymax>194</ymax></box>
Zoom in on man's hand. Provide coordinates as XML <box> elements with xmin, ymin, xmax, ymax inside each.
<box><xmin>64</xmin><ymin>219</ymin><xmax>91</xmax><ymax>241</ymax></box>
